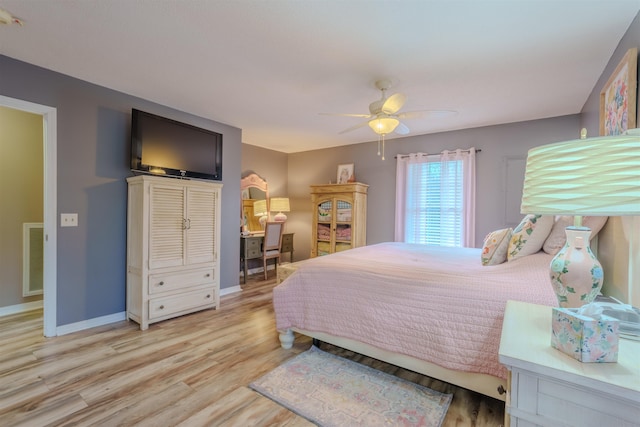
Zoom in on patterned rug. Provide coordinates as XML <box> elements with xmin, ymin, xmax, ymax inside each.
<box><xmin>249</xmin><ymin>346</ymin><xmax>452</xmax><ymax>426</ymax></box>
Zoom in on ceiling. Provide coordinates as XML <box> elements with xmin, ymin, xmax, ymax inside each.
<box><xmin>1</xmin><ymin>1</ymin><xmax>639</xmax><ymax>153</ymax></box>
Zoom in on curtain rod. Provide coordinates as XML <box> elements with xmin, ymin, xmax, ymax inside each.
<box><xmin>394</xmin><ymin>148</ymin><xmax>481</xmax><ymax>160</ymax></box>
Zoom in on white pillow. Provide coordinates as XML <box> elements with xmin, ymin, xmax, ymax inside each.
<box><xmin>481</xmin><ymin>228</ymin><xmax>512</xmax><ymax>266</ymax></box>
<box><xmin>543</xmin><ymin>216</ymin><xmax>609</xmax><ymax>255</ymax></box>
<box><xmin>507</xmin><ymin>214</ymin><xmax>554</xmax><ymax>261</ymax></box>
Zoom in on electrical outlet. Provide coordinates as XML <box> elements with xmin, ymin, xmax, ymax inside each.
<box><xmin>61</xmin><ymin>213</ymin><xmax>78</xmax><ymax>227</ymax></box>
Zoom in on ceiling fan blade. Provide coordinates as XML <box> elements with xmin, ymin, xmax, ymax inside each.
<box><xmin>381</xmin><ymin>93</ymin><xmax>407</xmax><ymax>115</ymax></box>
<box><xmin>319</xmin><ymin>112</ymin><xmax>372</xmax><ymax>118</ymax></box>
<box><xmin>394</xmin><ymin>122</ymin><xmax>410</xmax><ymax>135</ymax></box>
<box><xmin>397</xmin><ymin>109</ymin><xmax>457</xmax><ymax>120</ymax></box>
<box><xmin>338</xmin><ymin>119</ymin><xmax>371</xmax><ymax>134</ymax></box>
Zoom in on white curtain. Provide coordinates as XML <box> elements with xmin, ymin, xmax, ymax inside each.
<box><xmin>395</xmin><ymin>148</ymin><xmax>476</xmax><ymax>247</ymax></box>
<box><xmin>441</xmin><ymin>148</ymin><xmax>476</xmax><ymax>247</ymax></box>
<box><xmin>395</xmin><ymin>152</ymin><xmax>433</xmax><ymax>242</ymax></box>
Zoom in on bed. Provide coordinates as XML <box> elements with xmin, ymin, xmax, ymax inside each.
<box><xmin>273</xmin><ymin>242</ymin><xmax>558</xmax><ymax>401</ymax></box>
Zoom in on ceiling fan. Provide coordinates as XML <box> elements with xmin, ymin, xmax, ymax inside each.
<box><xmin>322</xmin><ymin>79</ymin><xmax>456</xmax><ymax>159</ymax></box>
<box><xmin>0</xmin><ymin>7</ymin><xmax>24</xmax><ymax>25</ymax></box>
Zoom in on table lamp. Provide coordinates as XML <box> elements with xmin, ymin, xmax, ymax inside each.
<box><xmin>253</xmin><ymin>199</ymin><xmax>268</xmax><ymax>229</ymax></box>
<box><xmin>521</xmin><ymin>129</ymin><xmax>640</xmax><ymax>308</ymax></box>
<box><xmin>270</xmin><ymin>197</ymin><xmax>290</xmax><ymax>222</ymax></box>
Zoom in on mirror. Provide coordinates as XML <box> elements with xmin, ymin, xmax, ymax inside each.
<box><xmin>240</xmin><ymin>172</ymin><xmax>268</xmax><ymax>234</ymax></box>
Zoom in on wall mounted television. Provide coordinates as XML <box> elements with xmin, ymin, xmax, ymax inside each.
<box><xmin>130</xmin><ymin>109</ymin><xmax>222</xmax><ymax>181</ymax></box>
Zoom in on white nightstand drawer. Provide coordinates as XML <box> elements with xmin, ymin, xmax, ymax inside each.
<box><xmin>149</xmin><ymin>268</ymin><xmax>214</xmax><ymax>294</ymax></box>
<box><xmin>148</xmin><ymin>288</ymin><xmax>215</xmax><ymax>319</ymax></box>
<box><xmin>512</xmin><ymin>371</ymin><xmax>640</xmax><ymax>426</ymax></box>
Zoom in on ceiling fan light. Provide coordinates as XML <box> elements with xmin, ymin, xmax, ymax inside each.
<box><xmin>368</xmin><ymin>117</ymin><xmax>399</xmax><ymax>135</ymax></box>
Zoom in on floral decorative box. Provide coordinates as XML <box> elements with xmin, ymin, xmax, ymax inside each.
<box><xmin>550</xmin><ymin>307</ymin><xmax>619</xmax><ymax>363</ymax></box>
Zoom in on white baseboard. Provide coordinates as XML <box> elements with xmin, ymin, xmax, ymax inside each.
<box><xmin>221</xmin><ymin>285</ymin><xmax>242</xmax><ymax>296</ymax></box>
<box><xmin>56</xmin><ymin>286</ymin><xmax>243</xmax><ymax>335</ymax></box>
<box><xmin>56</xmin><ymin>311</ymin><xmax>127</xmax><ymax>336</ymax></box>
<box><xmin>7</xmin><ymin>285</ymin><xmax>244</xmax><ymax>336</ymax></box>
<box><xmin>0</xmin><ymin>300</ymin><xmax>43</xmax><ymax>317</ymax></box>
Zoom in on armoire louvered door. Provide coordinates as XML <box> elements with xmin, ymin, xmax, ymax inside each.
<box><xmin>185</xmin><ymin>188</ymin><xmax>217</xmax><ymax>265</ymax></box>
<box><xmin>149</xmin><ymin>184</ymin><xmax>185</xmax><ymax>269</ymax></box>
<box><xmin>148</xmin><ymin>185</ymin><xmax>217</xmax><ymax>269</ymax></box>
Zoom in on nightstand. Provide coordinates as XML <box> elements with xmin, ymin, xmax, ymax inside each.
<box><xmin>499</xmin><ymin>300</ymin><xmax>640</xmax><ymax>427</ymax></box>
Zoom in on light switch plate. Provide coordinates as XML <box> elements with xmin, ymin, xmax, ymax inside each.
<box><xmin>61</xmin><ymin>213</ymin><xmax>78</xmax><ymax>227</ymax></box>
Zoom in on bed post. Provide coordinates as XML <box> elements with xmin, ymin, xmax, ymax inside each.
<box><xmin>279</xmin><ymin>329</ymin><xmax>294</xmax><ymax>349</ymax></box>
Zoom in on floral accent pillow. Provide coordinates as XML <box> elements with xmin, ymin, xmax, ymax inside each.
<box><xmin>481</xmin><ymin>228</ymin><xmax>512</xmax><ymax>266</ymax></box>
<box><xmin>507</xmin><ymin>214</ymin><xmax>554</xmax><ymax>261</ymax></box>
<box><xmin>543</xmin><ymin>216</ymin><xmax>609</xmax><ymax>255</ymax></box>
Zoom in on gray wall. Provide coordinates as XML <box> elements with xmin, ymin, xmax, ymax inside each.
<box><xmin>0</xmin><ymin>55</ymin><xmax>242</xmax><ymax>327</ymax></box>
<box><xmin>241</xmin><ymin>144</ymin><xmax>289</xmax><ymax>198</ymax></box>
<box><xmin>0</xmin><ymin>107</ymin><xmax>44</xmax><ymax>307</ymax></box>
<box><xmin>283</xmin><ymin>115</ymin><xmax>581</xmax><ymax>260</ymax></box>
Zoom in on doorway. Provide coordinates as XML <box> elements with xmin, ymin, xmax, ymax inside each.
<box><xmin>0</xmin><ymin>95</ymin><xmax>57</xmax><ymax>337</ymax></box>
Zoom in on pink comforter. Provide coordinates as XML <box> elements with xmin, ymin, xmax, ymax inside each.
<box><xmin>273</xmin><ymin>242</ymin><xmax>558</xmax><ymax>380</ymax></box>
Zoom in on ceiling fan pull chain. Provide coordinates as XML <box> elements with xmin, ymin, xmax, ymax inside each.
<box><xmin>377</xmin><ymin>136</ymin><xmax>381</xmax><ymax>156</ymax></box>
<box><xmin>381</xmin><ymin>134</ymin><xmax>386</xmax><ymax>160</ymax></box>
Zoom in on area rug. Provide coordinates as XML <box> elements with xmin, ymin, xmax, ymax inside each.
<box><xmin>249</xmin><ymin>346</ymin><xmax>452</xmax><ymax>426</ymax></box>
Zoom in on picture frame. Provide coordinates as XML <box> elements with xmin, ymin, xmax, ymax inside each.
<box><xmin>599</xmin><ymin>47</ymin><xmax>637</xmax><ymax>136</ymax></box>
<box><xmin>337</xmin><ymin>163</ymin><xmax>354</xmax><ymax>184</ymax></box>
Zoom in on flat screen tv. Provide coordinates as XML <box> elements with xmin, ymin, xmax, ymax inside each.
<box><xmin>130</xmin><ymin>109</ymin><xmax>222</xmax><ymax>181</ymax></box>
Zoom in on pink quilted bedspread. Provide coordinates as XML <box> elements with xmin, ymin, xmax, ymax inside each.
<box><xmin>273</xmin><ymin>242</ymin><xmax>558</xmax><ymax>380</ymax></box>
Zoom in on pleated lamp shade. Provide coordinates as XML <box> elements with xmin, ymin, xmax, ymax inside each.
<box><xmin>253</xmin><ymin>199</ymin><xmax>268</xmax><ymax>216</ymax></box>
<box><xmin>521</xmin><ymin>130</ymin><xmax>640</xmax><ymax>216</ymax></box>
<box><xmin>253</xmin><ymin>199</ymin><xmax>268</xmax><ymax>229</ymax></box>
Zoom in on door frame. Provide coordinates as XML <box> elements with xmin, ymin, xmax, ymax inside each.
<box><xmin>1</xmin><ymin>95</ymin><xmax>57</xmax><ymax>337</ymax></box>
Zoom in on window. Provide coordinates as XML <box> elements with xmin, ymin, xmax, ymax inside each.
<box><xmin>395</xmin><ymin>149</ymin><xmax>476</xmax><ymax>247</ymax></box>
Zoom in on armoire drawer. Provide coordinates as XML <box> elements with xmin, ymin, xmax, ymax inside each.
<box><xmin>148</xmin><ymin>288</ymin><xmax>215</xmax><ymax>319</ymax></box>
<box><xmin>148</xmin><ymin>268</ymin><xmax>214</xmax><ymax>294</ymax></box>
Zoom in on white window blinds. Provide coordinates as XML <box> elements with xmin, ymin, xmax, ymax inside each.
<box><xmin>395</xmin><ymin>149</ymin><xmax>476</xmax><ymax>247</ymax></box>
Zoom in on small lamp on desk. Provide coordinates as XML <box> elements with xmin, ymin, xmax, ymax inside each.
<box><xmin>270</xmin><ymin>197</ymin><xmax>290</xmax><ymax>222</ymax></box>
<box><xmin>521</xmin><ymin>129</ymin><xmax>640</xmax><ymax>308</ymax></box>
<box><xmin>253</xmin><ymin>199</ymin><xmax>268</xmax><ymax>230</ymax></box>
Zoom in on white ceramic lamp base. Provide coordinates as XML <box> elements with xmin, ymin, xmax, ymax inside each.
<box><xmin>550</xmin><ymin>226</ymin><xmax>603</xmax><ymax>308</ymax></box>
<box><xmin>273</xmin><ymin>212</ymin><xmax>287</xmax><ymax>222</ymax></box>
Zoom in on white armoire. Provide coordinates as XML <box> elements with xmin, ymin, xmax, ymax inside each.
<box><xmin>126</xmin><ymin>175</ymin><xmax>222</xmax><ymax>330</ymax></box>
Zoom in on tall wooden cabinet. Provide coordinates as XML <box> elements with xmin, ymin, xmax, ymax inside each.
<box><xmin>310</xmin><ymin>182</ymin><xmax>368</xmax><ymax>257</ymax></box>
<box><xmin>126</xmin><ymin>175</ymin><xmax>222</xmax><ymax>330</ymax></box>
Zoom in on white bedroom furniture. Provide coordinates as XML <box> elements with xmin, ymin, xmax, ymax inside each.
<box><xmin>499</xmin><ymin>300</ymin><xmax>640</xmax><ymax>427</ymax></box>
<box><xmin>126</xmin><ymin>175</ymin><xmax>222</xmax><ymax>330</ymax></box>
<box><xmin>310</xmin><ymin>182</ymin><xmax>368</xmax><ymax>257</ymax></box>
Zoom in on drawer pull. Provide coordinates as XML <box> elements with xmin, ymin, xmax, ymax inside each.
<box><xmin>497</xmin><ymin>385</ymin><xmax>506</xmax><ymax>395</ymax></box>
<box><xmin>205</xmin><ymin>273</ymin><xmax>211</xmax><ymax>277</ymax></box>
<box><xmin>206</xmin><ymin>294</ymin><xmax>211</xmax><ymax>299</ymax></box>
<box><xmin>158</xmin><ymin>281</ymin><xmax>165</xmax><ymax>286</ymax></box>
<box><xmin>159</xmin><ymin>305</ymin><xmax>165</xmax><ymax>310</ymax></box>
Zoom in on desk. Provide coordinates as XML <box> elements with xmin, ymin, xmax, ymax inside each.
<box><xmin>240</xmin><ymin>233</ymin><xmax>294</xmax><ymax>283</ymax></box>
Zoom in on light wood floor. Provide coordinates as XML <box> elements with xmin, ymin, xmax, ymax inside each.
<box><xmin>0</xmin><ymin>274</ymin><xmax>504</xmax><ymax>426</ymax></box>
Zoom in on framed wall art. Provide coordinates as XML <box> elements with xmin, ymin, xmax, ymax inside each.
<box><xmin>599</xmin><ymin>47</ymin><xmax>637</xmax><ymax>136</ymax></box>
<box><xmin>337</xmin><ymin>163</ymin><xmax>354</xmax><ymax>184</ymax></box>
